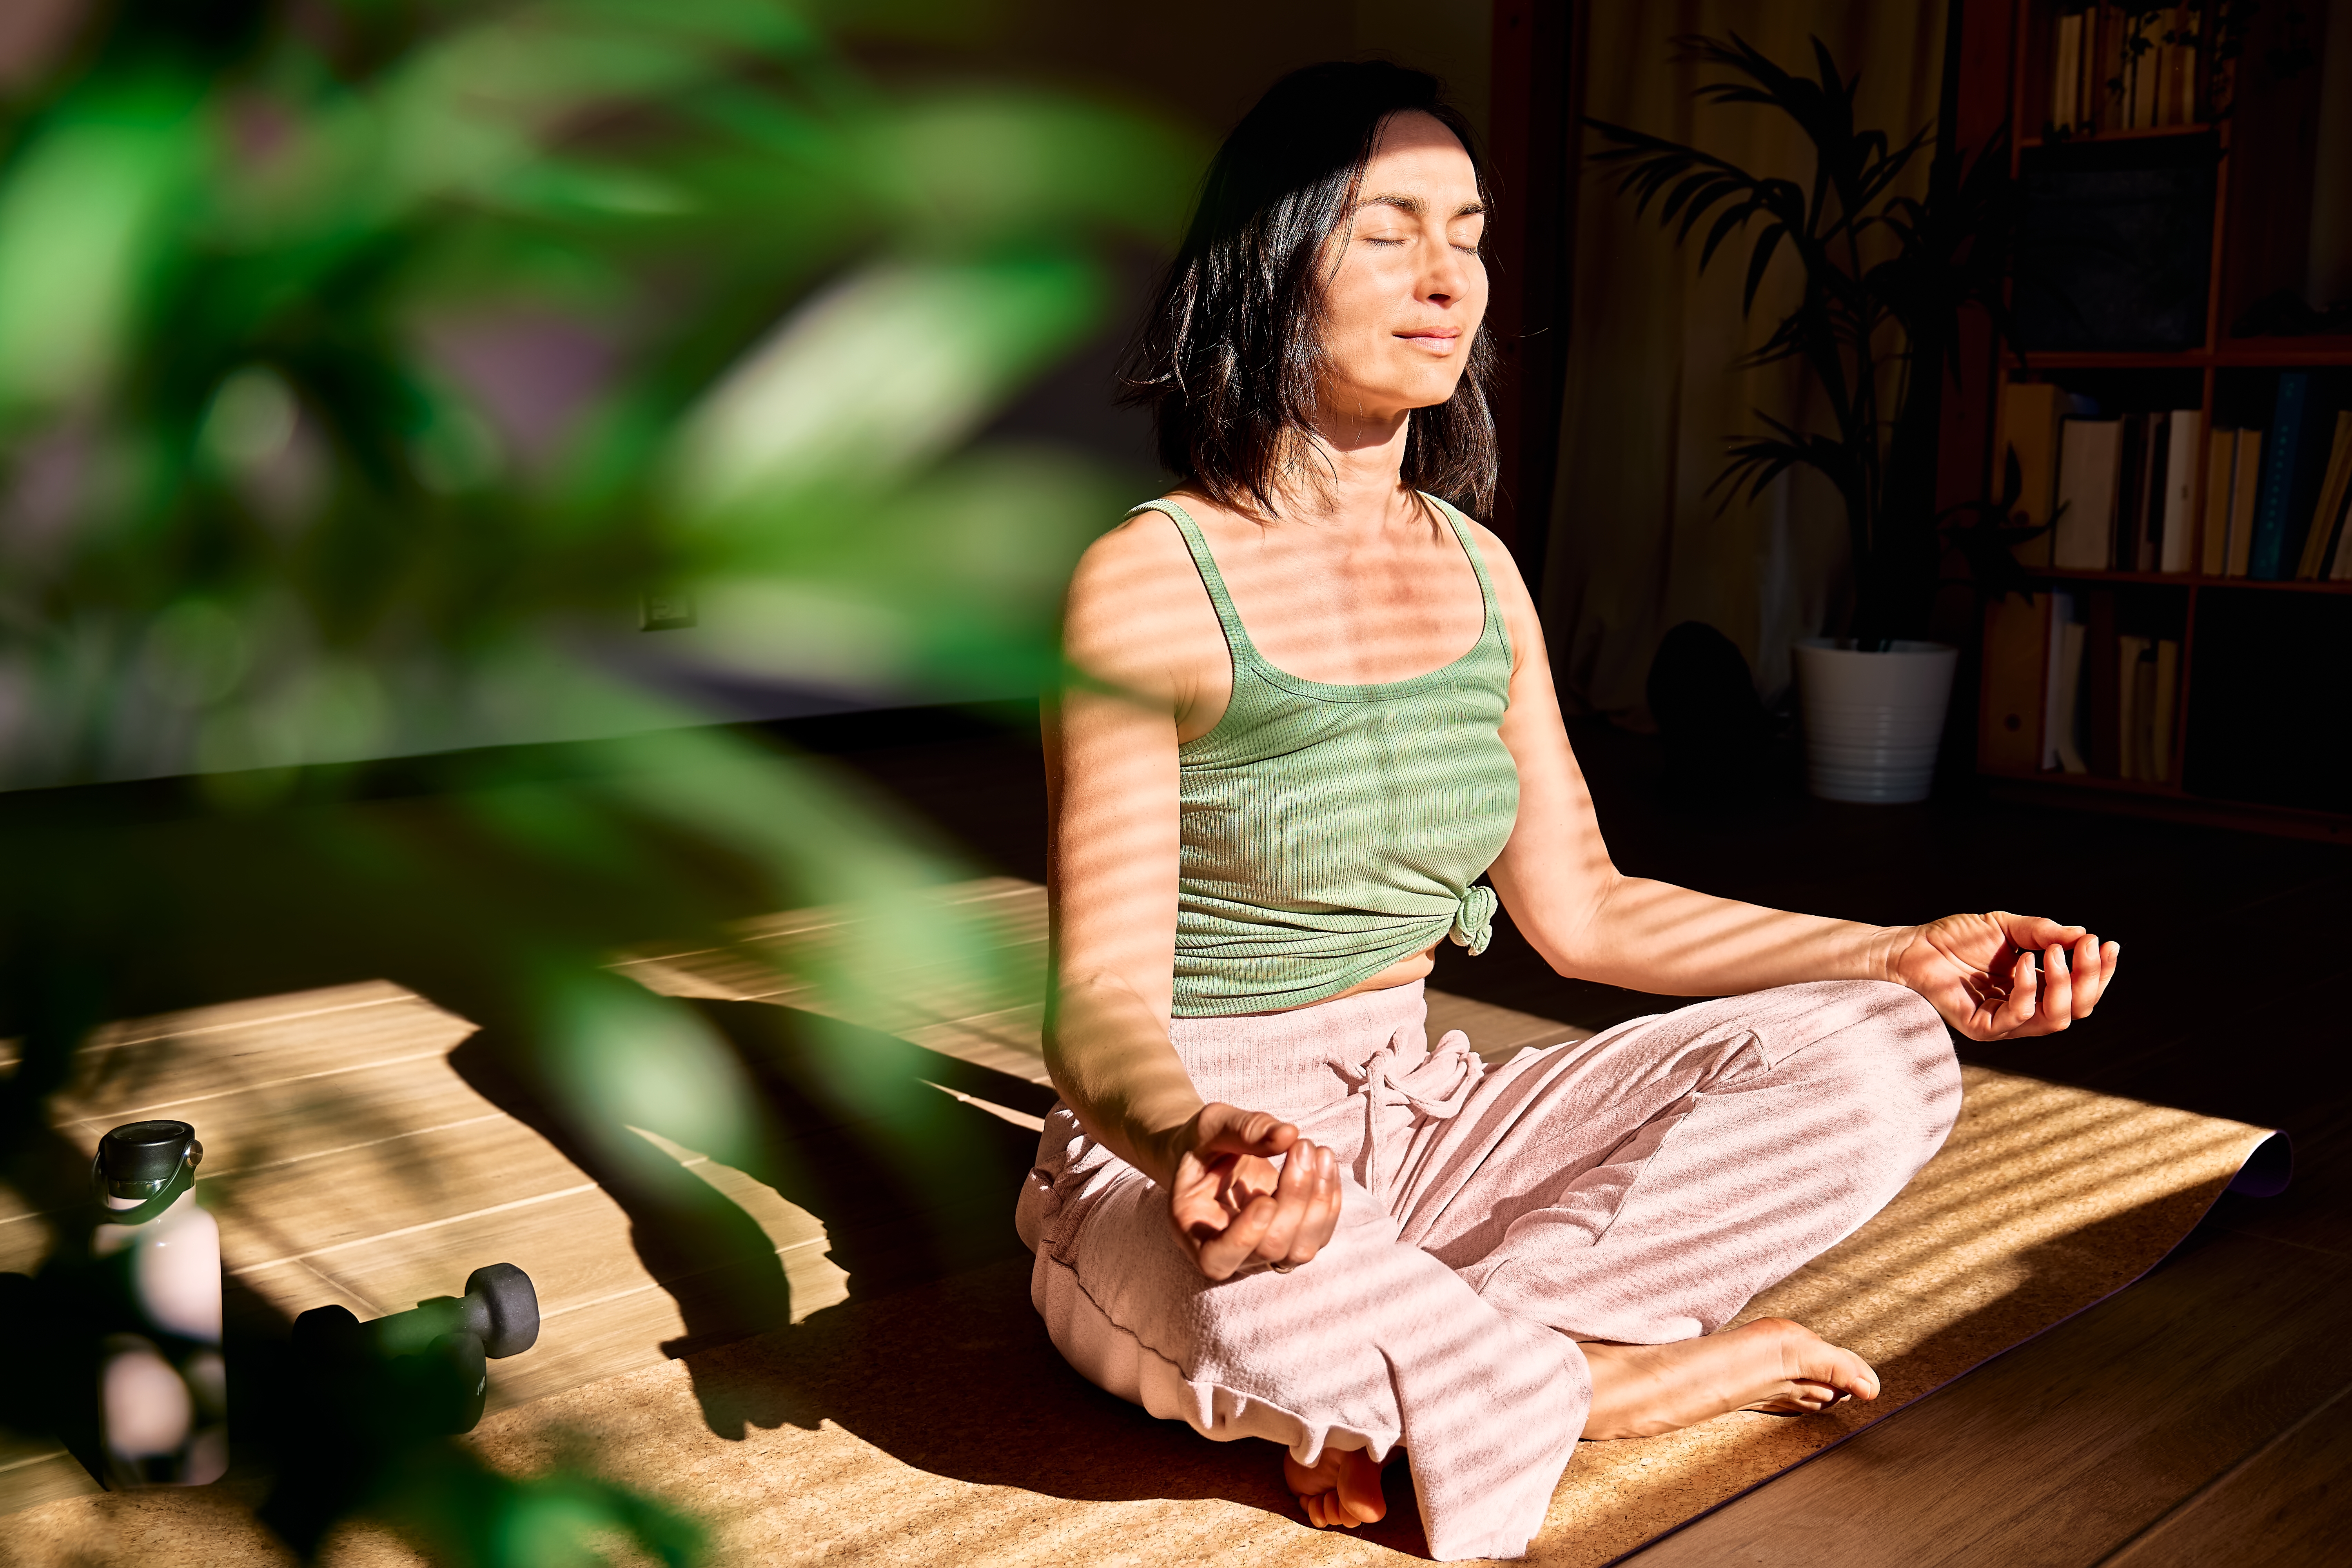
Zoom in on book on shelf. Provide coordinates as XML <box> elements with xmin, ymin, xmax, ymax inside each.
<box><xmin>2093</xmin><ymin>5</ymin><xmax>2123</xmax><ymax>131</ymax></box>
<box><xmin>2199</xmin><ymin>425</ymin><xmax>2235</xmax><ymax>575</ymax></box>
<box><xmin>1981</xmin><ymin>592</ymin><xmax>2047</xmax><ymax>773</ymax></box>
<box><xmin>2116</xmin><ymin>633</ymin><xmax>2148</xmax><ymax>780</ymax></box>
<box><xmin>2293</xmin><ymin>410</ymin><xmax>2352</xmax><ymax>580</ymax></box>
<box><xmin>2116</xmin><ymin>637</ymin><xmax>2179</xmax><ymax>785</ymax></box>
<box><xmin>1998</xmin><ymin>381</ymin><xmax>2065</xmax><ymax>566</ymax></box>
<box><xmin>2227</xmin><ymin>428</ymin><xmax>2263</xmax><ymax>577</ymax></box>
<box><xmin>2051</xmin><ymin>3</ymin><xmax>2201</xmax><ymax>134</ymax></box>
<box><xmin>2054</xmin><ymin>417</ymin><xmax>2122</xmax><ymax>569</ymax></box>
<box><xmin>2158</xmin><ymin>408</ymin><xmax>2198</xmax><ymax>573</ymax></box>
<box><xmin>2114</xmin><ymin>413</ymin><xmax>2151</xmax><ymax>571</ymax></box>
<box><xmin>2116</xmin><ymin>411</ymin><xmax>2185</xmax><ymax>572</ymax></box>
<box><xmin>2052</xmin><ymin>10</ymin><xmax>2084</xmax><ymax>132</ymax></box>
<box><xmin>2334</xmin><ymin>479</ymin><xmax>2352</xmax><ymax>577</ymax></box>
<box><xmin>2127</xmin><ymin>14</ymin><xmax>2158</xmax><ymax>131</ymax></box>
<box><xmin>2084</xmin><ymin>591</ymin><xmax>2122</xmax><ymax>777</ymax></box>
<box><xmin>2053</xmin><ymin>615</ymin><xmax>2088</xmax><ymax>774</ymax></box>
<box><xmin>2033</xmin><ymin>618</ymin><xmax>2176</xmax><ymax>787</ymax></box>
<box><xmin>2151</xmin><ymin>639</ymin><xmax>2179</xmax><ymax>785</ymax></box>
<box><xmin>2239</xmin><ymin>374</ymin><xmax>2314</xmax><ymax>583</ymax></box>
<box><xmin>2160</xmin><ymin>8</ymin><xmax>2198</xmax><ymax>123</ymax></box>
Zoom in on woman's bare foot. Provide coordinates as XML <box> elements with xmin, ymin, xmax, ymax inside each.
<box><xmin>1580</xmin><ymin>1317</ymin><xmax>1880</xmax><ymax>1440</ymax></box>
<box><xmin>1283</xmin><ymin>1442</ymin><xmax>1388</xmax><ymax>1529</ymax></box>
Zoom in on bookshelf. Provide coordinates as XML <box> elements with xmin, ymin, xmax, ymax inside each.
<box><xmin>1970</xmin><ymin>0</ymin><xmax>2352</xmax><ymax>841</ymax></box>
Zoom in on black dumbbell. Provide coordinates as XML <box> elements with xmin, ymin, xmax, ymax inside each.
<box><xmin>292</xmin><ymin>1263</ymin><xmax>538</xmax><ymax>1436</ymax></box>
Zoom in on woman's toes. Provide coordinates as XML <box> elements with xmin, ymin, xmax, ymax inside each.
<box><xmin>1284</xmin><ymin>1445</ymin><xmax>1385</xmax><ymax>1529</ymax></box>
<box><xmin>1336</xmin><ymin>1447</ymin><xmax>1387</xmax><ymax>1524</ymax></box>
<box><xmin>1756</xmin><ymin>1317</ymin><xmax>1878</xmax><ymax>1402</ymax></box>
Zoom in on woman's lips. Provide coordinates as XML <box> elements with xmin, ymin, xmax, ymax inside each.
<box><xmin>1395</xmin><ymin>330</ymin><xmax>1459</xmax><ymax>352</ymax></box>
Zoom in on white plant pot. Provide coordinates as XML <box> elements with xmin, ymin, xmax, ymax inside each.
<box><xmin>1792</xmin><ymin>638</ymin><xmax>1960</xmax><ymax>804</ymax></box>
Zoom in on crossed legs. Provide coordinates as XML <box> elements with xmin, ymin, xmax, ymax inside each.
<box><xmin>1034</xmin><ymin>980</ymin><xmax>1960</xmax><ymax>1559</ymax></box>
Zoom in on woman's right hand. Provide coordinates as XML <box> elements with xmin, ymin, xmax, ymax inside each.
<box><xmin>1166</xmin><ymin>1104</ymin><xmax>1341</xmax><ymax>1281</ymax></box>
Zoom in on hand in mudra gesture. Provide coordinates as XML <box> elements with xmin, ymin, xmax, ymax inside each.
<box><xmin>1895</xmin><ymin>913</ymin><xmax>2120</xmax><ymax>1040</ymax></box>
<box><xmin>1167</xmin><ymin>1104</ymin><xmax>1342</xmax><ymax>1281</ymax></box>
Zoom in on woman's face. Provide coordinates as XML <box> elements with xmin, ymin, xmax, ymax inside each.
<box><xmin>1318</xmin><ymin>110</ymin><xmax>1487</xmax><ymax>427</ymax></box>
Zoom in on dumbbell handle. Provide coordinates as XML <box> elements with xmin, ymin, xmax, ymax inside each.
<box><xmin>344</xmin><ymin>1262</ymin><xmax>537</xmax><ymax>1362</ymax></box>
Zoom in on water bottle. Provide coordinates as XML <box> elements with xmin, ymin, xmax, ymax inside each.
<box><xmin>90</xmin><ymin>1119</ymin><xmax>227</xmax><ymax>1486</ymax></box>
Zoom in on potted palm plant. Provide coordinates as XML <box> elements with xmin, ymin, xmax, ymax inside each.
<box><xmin>1589</xmin><ymin>25</ymin><xmax>2027</xmax><ymax>802</ymax></box>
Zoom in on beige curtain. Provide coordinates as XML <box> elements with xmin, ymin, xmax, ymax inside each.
<box><xmin>1542</xmin><ymin>0</ymin><xmax>1948</xmax><ymax>724</ymax></box>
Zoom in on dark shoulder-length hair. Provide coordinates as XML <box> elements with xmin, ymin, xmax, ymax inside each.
<box><xmin>1118</xmin><ymin>60</ymin><xmax>1498</xmax><ymax>519</ymax></box>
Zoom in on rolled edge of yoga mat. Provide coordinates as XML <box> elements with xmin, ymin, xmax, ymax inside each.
<box><xmin>2227</xmin><ymin>1131</ymin><xmax>2293</xmax><ymax>1197</ymax></box>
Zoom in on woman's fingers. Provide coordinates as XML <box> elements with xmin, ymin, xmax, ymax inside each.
<box><xmin>2036</xmin><ymin>941</ymin><xmax>2074</xmax><ymax>1030</ymax></box>
<box><xmin>1172</xmin><ymin>1126</ymin><xmax>1348</xmax><ymax>1279</ymax></box>
<box><xmin>2001</xmin><ymin>913</ymin><xmax>2086</xmax><ymax>954</ymax></box>
<box><xmin>1224</xmin><ymin>1145</ymin><xmax>1345</xmax><ymax>1277</ymax></box>
<box><xmin>1287</xmin><ymin>1146</ymin><xmax>1341</xmax><ymax>1265</ymax></box>
<box><xmin>2068</xmin><ymin>934</ymin><xmax>2117</xmax><ymax>1018</ymax></box>
<box><xmin>1259</xmin><ymin>1143</ymin><xmax>1345</xmax><ymax>1268</ymax></box>
<box><xmin>1197</xmin><ymin>1191</ymin><xmax>1278</xmax><ymax>1279</ymax></box>
<box><xmin>1983</xmin><ymin>944</ymin><xmax>2039</xmax><ymax>1036</ymax></box>
<box><xmin>1196</xmin><ymin>1103</ymin><xmax>1298</xmax><ymax>1159</ymax></box>
<box><xmin>1919</xmin><ymin>911</ymin><xmax>2119</xmax><ymax>1041</ymax></box>
<box><xmin>1252</xmin><ymin>1140</ymin><xmax>1320</xmax><ymax>1262</ymax></box>
<box><xmin>1169</xmin><ymin>1109</ymin><xmax>1341</xmax><ymax>1279</ymax></box>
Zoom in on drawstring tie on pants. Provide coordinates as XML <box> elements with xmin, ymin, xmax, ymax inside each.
<box><xmin>1339</xmin><ymin>1028</ymin><xmax>1483</xmax><ymax>1203</ymax></box>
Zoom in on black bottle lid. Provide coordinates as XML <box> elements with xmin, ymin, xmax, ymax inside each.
<box><xmin>98</xmin><ymin>1120</ymin><xmax>201</xmax><ymax>1198</ymax></box>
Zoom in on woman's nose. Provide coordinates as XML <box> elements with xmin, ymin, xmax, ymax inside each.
<box><xmin>1420</xmin><ymin>245</ymin><xmax>1475</xmax><ymax>305</ymax></box>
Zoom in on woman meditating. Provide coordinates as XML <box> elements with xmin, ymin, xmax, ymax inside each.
<box><xmin>1017</xmin><ymin>62</ymin><xmax>2118</xmax><ymax>1561</ymax></box>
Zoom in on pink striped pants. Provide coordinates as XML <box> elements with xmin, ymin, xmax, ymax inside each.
<box><xmin>1017</xmin><ymin>980</ymin><xmax>1960</xmax><ymax>1560</ymax></box>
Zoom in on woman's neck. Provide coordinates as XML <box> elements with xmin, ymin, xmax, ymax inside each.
<box><xmin>1276</xmin><ymin>404</ymin><xmax>1412</xmax><ymax>526</ymax></box>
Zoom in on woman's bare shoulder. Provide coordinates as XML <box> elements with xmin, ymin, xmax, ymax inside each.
<box><xmin>1455</xmin><ymin>510</ymin><xmax>1548</xmax><ymax>667</ymax></box>
<box><xmin>1063</xmin><ymin>501</ymin><xmax>1222</xmax><ymax>689</ymax></box>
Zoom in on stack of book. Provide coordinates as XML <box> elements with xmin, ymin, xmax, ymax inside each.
<box><xmin>2000</xmin><ymin>383</ymin><xmax>2199</xmax><ymax>572</ymax></box>
<box><xmin>2000</xmin><ymin>376</ymin><xmax>2352</xmax><ymax>579</ymax></box>
<box><xmin>2050</xmin><ymin>3</ymin><xmax>2201</xmax><ymax>135</ymax></box>
<box><xmin>1981</xmin><ymin>593</ymin><xmax>2182</xmax><ymax>785</ymax></box>
<box><xmin>2202</xmin><ymin>376</ymin><xmax>2352</xmax><ymax>580</ymax></box>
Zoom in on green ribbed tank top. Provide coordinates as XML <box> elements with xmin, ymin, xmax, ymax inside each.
<box><xmin>1135</xmin><ymin>495</ymin><xmax>1520</xmax><ymax>1018</ymax></box>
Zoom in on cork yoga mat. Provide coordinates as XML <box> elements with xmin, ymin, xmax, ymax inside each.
<box><xmin>0</xmin><ymin>880</ymin><xmax>2285</xmax><ymax>1566</ymax></box>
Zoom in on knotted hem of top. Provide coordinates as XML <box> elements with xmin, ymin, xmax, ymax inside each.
<box><xmin>1449</xmin><ymin>883</ymin><xmax>1496</xmax><ymax>955</ymax></box>
<box><xmin>1173</xmin><ymin>886</ymin><xmax>1498</xmax><ymax>1018</ymax></box>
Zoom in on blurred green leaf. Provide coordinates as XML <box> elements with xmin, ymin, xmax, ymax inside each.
<box><xmin>0</xmin><ymin>1</ymin><xmax>1201</xmax><ymax>1558</ymax></box>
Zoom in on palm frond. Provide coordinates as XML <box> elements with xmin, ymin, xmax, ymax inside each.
<box><xmin>1599</xmin><ymin>29</ymin><xmax>2020</xmax><ymax>638</ymax></box>
<box><xmin>1709</xmin><ymin>410</ymin><xmax>1861</xmax><ymax>511</ymax></box>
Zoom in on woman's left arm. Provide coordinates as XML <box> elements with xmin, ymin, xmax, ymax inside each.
<box><xmin>1475</xmin><ymin>532</ymin><xmax>2119</xmax><ymax>1042</ymax></box>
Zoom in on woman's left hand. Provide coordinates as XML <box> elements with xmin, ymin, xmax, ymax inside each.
<box><xmin>1891</xmin><ymin>913</ymin><xmax>2120</xmax><ymax>1041</ymax></box>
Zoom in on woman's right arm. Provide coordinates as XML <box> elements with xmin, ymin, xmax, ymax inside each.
<box><xmin>1042</xmin><ymin>534</ymin><xmax>1199</xmax><ymax>1185</ymax></box>
<box><xmin>1044</xmin><ymin>517</ymin><xmax>1339</xmax><ymax>1279</ymax></box>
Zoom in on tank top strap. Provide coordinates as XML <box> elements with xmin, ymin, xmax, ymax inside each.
<box><xmin>1421</xmin><ymin>494</ymin><xmax>1513</xmax><ymax>663</ymax></box>
<box><xmin>1127</xmin><ymin>499</ymin><xmax>1259</xmax><ymax>662</ymax></box>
